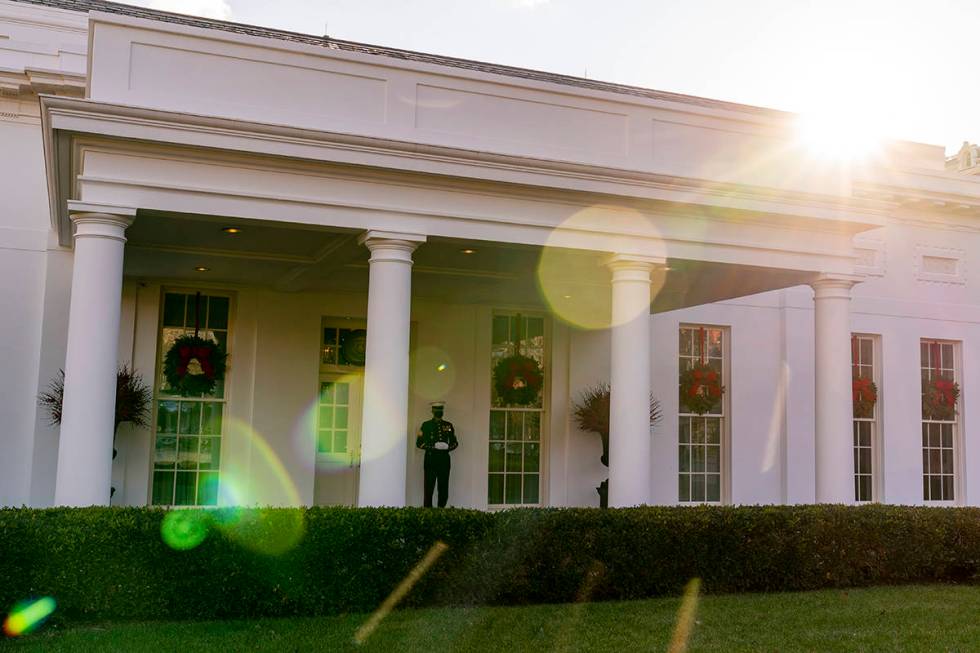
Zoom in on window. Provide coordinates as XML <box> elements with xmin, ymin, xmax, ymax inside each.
<box><xmin>921</xmin><ymin>339</ymin><xmax>959</xmax><ymax>502</ymax></box>
<box><xmin>488</xmin><ymin>313</ymin><xmax>545</xmax><ymax>506</ymax></box>
<box><xmin>851</xmin><ymin>335</ymin><xmax>879</xmax><ymax>502</ymax></box>
<box><xmin>317</xmin><ymin>380</ymin><xmax>350</xmax><ymax>455</ymax></box>
<box><xmin>321</xmin><ymin>326</ymin><xmax>367</xmax><ymax>367</ymax></box>
<box><xmin>151</xmin><ymin>291</ymin><xmax>230</xmax><ymax>506</ymax></box>
<box><xmin>678</xmin><ymin>326</ymin><xmax>726</xmax><ymax>503</ymax></box>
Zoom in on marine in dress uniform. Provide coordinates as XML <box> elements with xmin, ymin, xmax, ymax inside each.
<box><xmin>416</xmin><ymin>402</ymin><xmax>458</xmax><ymax>507</ymax></box>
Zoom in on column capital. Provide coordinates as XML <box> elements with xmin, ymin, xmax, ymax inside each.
<box><xmin>68</xmin><ymin>202</ymin><xmax>136</xmax><ymax>244</ymax></box>
<box><xmin>810</xmin><ymin>273</ymin><xmax>863</xmax><ymax>299</ymax></box>
<box><xmin>604</xmin><ymin>254</ymin><xmax>668</xmax><ymax>281</ymax></box>
<box><xmin>358</xmin><ymin>230</ymin><xmax>426</xmax><ymax>263</ymax></box>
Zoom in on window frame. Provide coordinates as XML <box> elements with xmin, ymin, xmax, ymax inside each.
<box><xmin>677</xmin><ymin>323</ymin><xmax>731</xmax><ymax>505</ymax></box>
<box><xmin>486</xmin><ymin>310</ymin><xmax>550</xmax><ymax>508</ymax></box>
<box><xmin>851</xmin><ymin>333</ymin><xmax>882</xmax><ymax>503</ymax></box>
<box><xmin>149</xmin><ymin>288</ymin><xmax>234</xmax><ymax>507</ymax></box>
<box><xmin>920</xmin><ymin>338</ymin><xmax>963</xmax><ymax>505</ymax></box>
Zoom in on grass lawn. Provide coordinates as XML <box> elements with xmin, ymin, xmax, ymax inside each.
<box><xmin>5</xmin><ymin>584</ymin><xmax>980</xmax><ymax>652</ymax></box>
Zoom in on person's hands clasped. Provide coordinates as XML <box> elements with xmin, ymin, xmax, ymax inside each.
<box><xmin>434</xmin><ymin>441</ymin><xmax>450</xmax><ymax>450</ymax></box>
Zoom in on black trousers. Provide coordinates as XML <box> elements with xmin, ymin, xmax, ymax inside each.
<box><xmin>423</xmin><ymin>451</ymin><xmax>451</xmax><ymax>508</ymax></box>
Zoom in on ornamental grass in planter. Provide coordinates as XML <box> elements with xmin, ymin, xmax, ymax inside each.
<box><xmin>572</xmin><ymin>383</ymin><xmax>662</xmax><ymax>507</ymax></box>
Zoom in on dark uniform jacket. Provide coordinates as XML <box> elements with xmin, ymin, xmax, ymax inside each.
<box><xmin>416</xmin><ymin>418</ymin><xmax>458</xmax><ymax>455</ymax></box>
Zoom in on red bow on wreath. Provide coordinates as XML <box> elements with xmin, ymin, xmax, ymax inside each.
<box><xmin>933</xmin><ymin>378</ymin><xmax>957</xmax><ymax>407</ymax></box>
<box><xmin>852</xmin><ymin>376</ymin><xmax>876</xmax><ymax>404</ymax></box>
<box><xmin>689</xmin><ymin>368</ymin><xmax>722</xmax><ymax>398</ymax></box>
<box><xmin>177</xmin><ymin>345</ymin><xmax>216</xmax><ymax>379</ymax></box>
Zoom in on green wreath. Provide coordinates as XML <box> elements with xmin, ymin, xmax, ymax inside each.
<box><xmin>494</xmin><ymin>355</ymin><xmax>544</xmax><ymax>406</ymax></box>
<box><xmin>922</xmin><ymin>376</ymin><xmax>959</xmax><ymax>421</ymax></box>
<box><xmin>163</xmin><ymin>335</ymin><xmax>227</xmax><ymax>396</ymax></box>
<box><xmin>680</xmin><ymin>363</ymin><xmax>724</xmax><ymax>415</ymax></box>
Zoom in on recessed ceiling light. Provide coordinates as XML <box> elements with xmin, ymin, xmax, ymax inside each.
<box><xmin>194</xmin><ymin>266</ymin><xmax>210</xmax><ymax>272</ymax></box>
<box><xmin>221</xmin><ymin>227</ymin><xmax>242</xmax><ymax>234</ymax></box>
<box><xmin>562</xmin><ymin>294</ymin><xmax>573</xmax><ymax>299</ymax></box>
<box><xmin>460</xmin><ymin>248</ymin><xmax>477</xmax><ymax>255</ymax></box>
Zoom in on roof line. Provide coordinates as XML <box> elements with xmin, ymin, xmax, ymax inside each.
<box><xmin>11</xmin><ymin>0</ymin><xmax>790</xmax><ymax>118</ymax></box>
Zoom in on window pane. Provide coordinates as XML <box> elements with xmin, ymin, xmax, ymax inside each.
<box><xmin>525</xmin><ymin>412</ymin><xmax>540</xmax><ymax>441</ymax></box>
<box><xmin>207</xmin><ymin>296</ymin><xmax>230</xmax><ymax>330</ymax></box>
<box><xmin>858</xmin><ymin>476</ymin><xmax>872</xmax><ymax>502</ymax></box>
<box><xmin>335</xmin><ymin>383</ymin><xmax>349</xmax><ymax>404</ymax></box>
<box><xmin>859</xmin><ymin>447</ymin><xmax>871</xmax><ymax>475</ymax></box>
<box><xmin>505</xmin><ymin>443</ymin><xmax>523</xmax><ymax>473</ymax></box>
<box><xmin>174</xmin><ymin>472</ymin><xmax>197</xmax><ymax>506</ymax></box>
<box><xmin>930</xmin><ymin>476</ymin><xmax>942</xmax><ymax>501</ymax></box>
<box><xmin>489</xmin><ymin>411</ymin><xmax>505</xmax><ymax>438</ymax></box>
<box><xmin>678</xmin><ymin>446</ymin><xmax>690</xmax><ymax>473</ymax></box>
<box><xmin>334</xmin><ymin>431</ymin><xmax>347</xmax><ymax>453</ymax></box>
<box><xmin>319</xmin><ymin>406</ymin><xmax>334</xmax><ymax>429</ymax></box>
<box><xmin>335</xmin><ymin>407</ymin><xmax>348</xmax><ymax>429</ymax></box>
<box><xmin>691</xmin><ymin>446</ymin><xmax>705</xmax><ymax>473</ymax></box>
<box><xmin>706</xmin><ymin>419</ymin><xmax>721</xmax><ymax>445</ymax></box>
<box><xmin>317</xmin><ymin>430</ymin><xmax>332</xmax><ymax>454</ymax></box>
<box><xmin>152</xmin><ymin>471</ymin><xmax>174</xmax><ymax>505</ymax></box>
<box><xmin>505</xmin><ymin>474</ymin><xmax>523</xmax><ymax>504</ymax></box>
<box><xmin>158</xmin><ymin>401</ymin><xmax>179</xmax><ymax>433</ymax></box>
<box><xmin>679</xmin><ymin>419</ymin><xmax>690</xmax><ymax>443</ymax></box>
<box><xmin>691</xmin><ymin>475</ymin><xmax>706</xmax><ymax>502</ymax></box>
<box><xmin>941</xmin><ymin>424</ymin><xmax>953</xmax><ymax>448</ymax></box>
<box><xmin>154</xmin><ymin>436</ymin><xmax>177</xmax><ymax>469</ymax></box>
<box><xmin>691</xmin><ymin>420</ymin><xmax>705</xmax><ymax>444</ymax></box>
<box><xmin>706</xmin><ymin>474</ymin><xmax>720</xmax><ymax>502</ymax></box>
<box><xmin>523</xmin><ymin>474</ymin><xmax>540</xmax><ymax>504</ymax></box>
<box><xmin>199</xmin><ymin>437</ymin><xmax>220</xmax><ymax>470</ymax></box>
<box><xmin>201</xmin><ymin>402</ymin><xmax>222</xmax><ymax>435</ymax></box>
<box><xmin>942</xmin><ymin>450</ymin><xmax>953</xmax><ymax>474</ymax></box>
<box><xmin>492</xmin><ymin>316</ymin><xmax>510</xmax><ymax>345</ymax></box>
<box><xmin>679</xmin><ymin>329</ymin><xmax>692</xmax><ymax>356</ymax></box>
<box><xmin>678</xmin><ymin>475</ymin><xmax>690</xmax><ymax>502</ymax></box>
<box><xmin>488</xmin><ymin>442</ymin><xmax>505</xmax><ymax>473</ymax></box>
<box><xmin>524</xmin><ymin>442</ymin><xmax>540</xmax><ymax>473</ymax></box>
<box><xmin>162</xmin><ymin>293</ymin><xmax>186</xmax><ymax>327</ymax></box>
<box><xmin>197</xmin><ymin>472</ymin><xmax>219</xmax><ymax>505</ymax></box>
<box><xmin>488</xmin><ymin>474</ymin><xmax>504</xmax><ymax>504</ymax></box>
<box><xmin>507</xmin><ymin>412</ymin><xmax>523</xmax><ymax>440</ymax></box>
<box><xmin>320</xmin><ymin>383</ymin><xmax>334</xmax><ymax>403</ymax></box>
<box><xmin>942</xmin><ymin>476</ymin><xmax>954</xmax><ymax>501</ymax></box>
<box><xmin>177</xmin><ymin>437</ymin><xmax>199</xmax><ymax>470</ymax></box>
<box><xmin>706</xmin><ymin>446</ymin><xmax>720</xmax><ymax>474</ymax></box>
<box><xmin>179</xmin><ymin>402</ymin><xmax>201</xmax><ymax>435</ymax></box>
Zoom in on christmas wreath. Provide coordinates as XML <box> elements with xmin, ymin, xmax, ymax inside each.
<box><xmin>493</xmin><ymin>354</ymin><xmax>544</xmax><ymax>406</ymax></box>
<box><xmin>680</xmin><ymin>363</ymin><xmax>724</xmax><ymax>415</ymax></box>
<box><xmin>164</xmin><ymin>335</ymin><xmax>227</xmax><ymax>396</ymax></box>
<box><xmin>852</xmin><ymin>376</ymin><xmax>878</xmax><ymax>419</ymax></box>
<box><xmin>922</xmin><ymin>376</ymin><xmax>960</xmax><ymax>421</ymax></box>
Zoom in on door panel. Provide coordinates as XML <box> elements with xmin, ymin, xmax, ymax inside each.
<box><xmin>313</xmin><ymin>373</ymin><xmax>363</xmax><ymax>506</ymax></box>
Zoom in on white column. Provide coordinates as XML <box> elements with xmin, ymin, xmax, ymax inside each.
<box><xmin>54</xmin><ymin>203</ymin><xmax>136</xmax><ymax>507</ymax></box>
<box><xmin>357</xmin><ymin>230</ymin><xmax>426</xmax><ymax>507</ymax></box>
<box><xmin>811</xmin><ymin>274</ymin><xmax>860</xmax><ymax>504</ymax></box>
<box><xmin>606</xmin><ymin>255</ymin><xmax>666</xmax><ymax>507</ymax></box>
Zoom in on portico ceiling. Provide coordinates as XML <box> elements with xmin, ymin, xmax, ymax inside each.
<box><xmin>124</xmin><ymin>210</ymin><xmax>813</xmax><ymax>314</ymax></box>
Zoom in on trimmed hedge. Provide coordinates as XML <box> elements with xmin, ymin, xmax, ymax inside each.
<box><xmin>2</xmin><ymin>505</ymin><xmax>980</xmax><ymax>622</ymax></box>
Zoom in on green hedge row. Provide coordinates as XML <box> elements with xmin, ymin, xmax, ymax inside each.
<box><xmin>2</xmin><ymin>505</ymin><xmax>980</xmax><ymax>622</ymax></box>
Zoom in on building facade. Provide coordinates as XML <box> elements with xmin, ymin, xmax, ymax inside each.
<box><xmin>3</xmin><ymin>0</ymin><xmax>980</xmax><ymax>510</ymax></box>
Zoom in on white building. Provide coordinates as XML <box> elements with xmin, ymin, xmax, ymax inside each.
<box><xmin>3</xmin><ymin>0</ymin><xmax>979</xmax><ymax>510</ymax></box>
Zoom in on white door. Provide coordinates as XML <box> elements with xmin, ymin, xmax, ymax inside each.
<box><xmin>313</xmin><ymin>373</ymin><xmax>363</xmax><ymax>506</ymax></box>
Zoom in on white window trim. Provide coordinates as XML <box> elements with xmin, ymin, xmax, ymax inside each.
<box><xmin>148</xmin><ymin>288</ymin><xmax>234</xmax><ymax>507</ymax></box>
<box><xmin>920</xmin><ymin>338</ymin><xmax>963</xmax><ymax>505</ymax></box>
<box><xmin>851</xmin><ymin>333</ymin><xmax>882</xmax><ymax>503</ymax></box>
<box><xmin>485</xmin><ymin>310</ymin><xmax>550</xmax><ymax>509</ymax></box>
<box><xmin>677</xmin><ymin>323</ymin><xmax>731</xmax><ymax>506</ymax></box>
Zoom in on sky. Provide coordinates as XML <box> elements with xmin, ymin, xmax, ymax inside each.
<box><xmin>128</xmin><ymin>0</ymin><xmax>974</xmax><ymax>154</ymax></box>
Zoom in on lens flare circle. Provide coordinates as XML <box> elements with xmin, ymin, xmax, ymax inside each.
<box><xmin>160</xmin><ymin>509</ymin><xmax>210</xmax><ymax>551</ymax></box>
<box><xmin>410</xmin><ymin>345</ymin><xmax>456</xmax><ymax>401</ymax></box>
<box><xmin>537</xmin><ymin>205</ymin><xmax>666</xmax><ymax>330</ymax></box>
<box><xmin>3</xmin><ymin>597</ymin><xmax>56</xmax><ymax>637</ymax></box>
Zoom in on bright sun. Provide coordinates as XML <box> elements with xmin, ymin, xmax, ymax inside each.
<box><xmin>795</xmin><ymin>105</ymin><xmax>887</xmax><ymax>162</ymax></box>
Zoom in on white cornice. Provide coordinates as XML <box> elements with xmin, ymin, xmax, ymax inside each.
<box><xmin>40</xmin><ymin>95</ymin><xmax>893</xmax><ymax>247</ymax></box>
